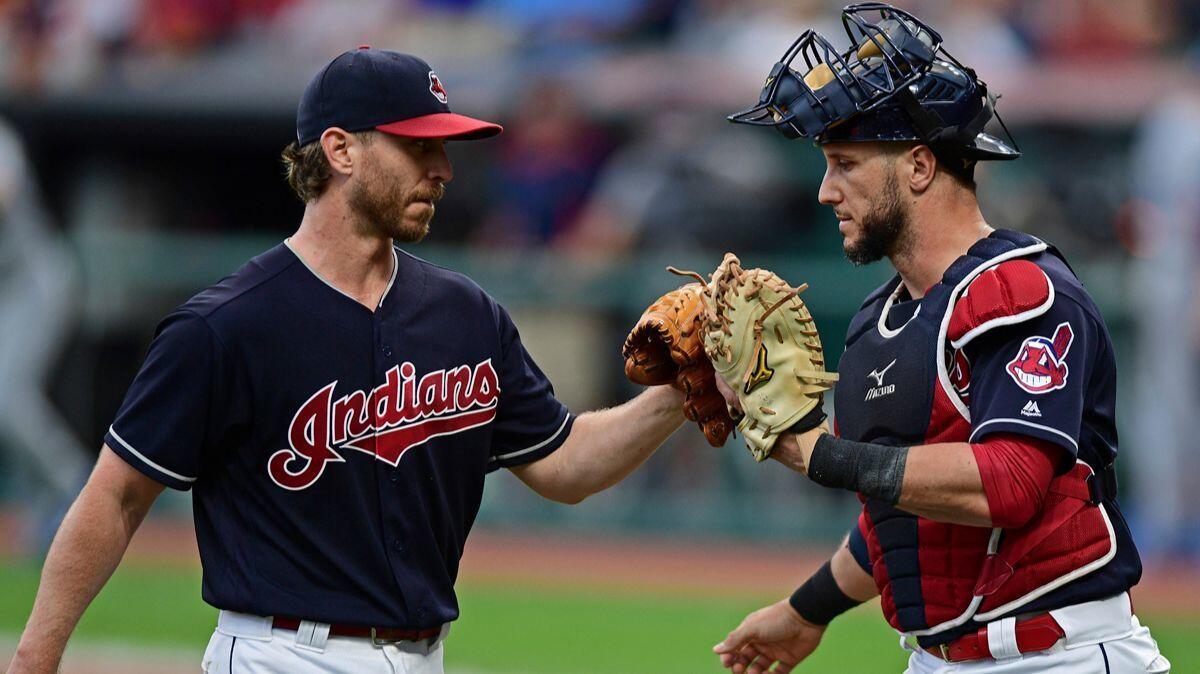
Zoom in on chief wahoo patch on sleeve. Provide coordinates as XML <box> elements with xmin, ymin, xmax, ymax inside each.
<box><xmin>1006</xmin><ymin>322</ymin><xmax>1073</xmax><ymax>394</ymax></box>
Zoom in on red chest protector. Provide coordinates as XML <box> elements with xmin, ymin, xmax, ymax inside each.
<box><xmin>853</xmin><ymin>243</ymin><xmax>1116</xmax><ymax>638</ymax></box>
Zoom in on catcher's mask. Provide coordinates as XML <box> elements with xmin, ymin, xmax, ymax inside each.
<box><xmin>727</xmin><ymin>2</ymin><xmax>1019</xmax><ymax>162</ymax></box>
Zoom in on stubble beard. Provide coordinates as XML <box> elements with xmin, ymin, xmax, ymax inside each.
<box><xmin>347</xmin><ymin>171</ymin><xmax>444</xmax><ymax>244</ymax></box>
<box><xmin>843</xmin><ymin>170</ymin><xmax>912</xmax><ymax>266</ymax></box>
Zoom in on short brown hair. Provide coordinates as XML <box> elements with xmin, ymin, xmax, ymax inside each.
<box><xmin>280</xmin><ymin>131</ymin><xmax>375</xmax><ymax>202</ymax></box>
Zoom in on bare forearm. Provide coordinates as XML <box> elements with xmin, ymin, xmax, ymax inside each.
<box><xmin>11</xmin><ymin>454</ymin><xmax>159</xmax><ymax>672</ymax></box>
<box><xmin>787</xmin><ymin>537</ymin><xmax>878</xmax><ymax>628</ymax></box>
<box><xmin>799</xmin><ymin>433</ymin><xmax>991</xmax><ymax>527</ymax></box>
<box><xmin>514</xmin><ymin>386</ymin><xmax>685</xmax><ymax>502</ymax></box>
<box><xmin>896</xmin><ymin>443</ymin><xmax>990</xmax><ymax>526</ymax></box>
<box><xmin>830</xmin><ymin>538</ymin><xmax>878</xmax><ymax>602</ymax></box>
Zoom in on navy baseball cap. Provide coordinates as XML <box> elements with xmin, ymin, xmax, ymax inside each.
<box><xmin>296</xmin><ymin>46</ymin><xmax>503</xmax><ymax>146</ymax></box>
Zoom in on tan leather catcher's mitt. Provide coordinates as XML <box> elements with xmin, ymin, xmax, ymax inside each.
<box><xmin>702</xmin><ymin>253</ymin><xmax>837</xmax><ymax>461</ymax></box>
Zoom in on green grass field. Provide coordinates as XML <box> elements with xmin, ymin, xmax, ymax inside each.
<box><xmin>1</xmin><ymin>561</ymin><xmax>1195</xmax><ymax>673</ymax></box>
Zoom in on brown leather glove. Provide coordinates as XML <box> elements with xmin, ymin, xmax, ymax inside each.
<box><xmin>623</xmin><ymin>283</ymin><xmax>735</xmax><ymax>446</ymax></box>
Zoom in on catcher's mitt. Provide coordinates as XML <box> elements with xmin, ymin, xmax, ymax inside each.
<box><xmin>623</xmin><ymin>282</ymin><xmax>735</xmax><ymax>447</ymax></box>
<box><xmin>701</xmin><ymin>253</ymin><xmax>837</xmax><ymax>461</ymax></box>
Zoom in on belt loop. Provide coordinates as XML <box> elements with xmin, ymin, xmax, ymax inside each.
<box><xmin>293</xmin><ymin>620</ymin><xmax>331</xmax><ymax>653</ymax></box>
<box><xmin>216</xmin><ymin>610</ymin><xmax>274</xmax><ymax>641</ymax></box>
<box><xmin>987</xmin><ymin>616</ymin><xmax>1021</xmax><ymax>660</ymax></box>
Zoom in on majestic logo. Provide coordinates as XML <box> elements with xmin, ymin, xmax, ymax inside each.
<box><xmin>429</xmin><ymin>71</ymin><xmax>448</xmax><ymax>104</ymax></box>
<box><xmin>744</xmin><ymin>345</ymin><xmax>775</xmax><ymax>394</ymax></box>
<box><xmin>1020</xmin><ymin>400</ymin><xmax>1042</xmax><ymax>418</ymax></box>
<box><xmin>268</xmin><ymin>360</ymin><xmax>499</xmax><ymax>490</ymax></box>
<box><xmin>1007</xmin><ymin>322</ymin><xmax>1073</xmax><ymax>394</ymax></box>
<box><xmin>865</xmin><ymin>358</ymin><xmax>897</xmax><ymax>401</ymax></box>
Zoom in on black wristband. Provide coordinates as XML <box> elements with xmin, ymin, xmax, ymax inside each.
<box><xmin>785</xmin><ymin>400</ymin><xmax>827</xmax><ymax>435</ymax></box>
<box><xmin>808</xmin><ymin>434</ymin><xmax>908</xmax><ymax>505</ymax></box>
<box><xmin>789</xmin><ymin>560</ymin><xmax>862</xmax><ymax>626</ymax></box>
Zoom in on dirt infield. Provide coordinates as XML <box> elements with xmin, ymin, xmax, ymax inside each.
<box><xmin>0</xmin><ymin>636</ymin><xmax>201</xmax><ymax>674</ymax></box>
<box><xmin>2</xmin><ymin>511</ymin><xmax>1197</xmax><ymax>614</ymax></box>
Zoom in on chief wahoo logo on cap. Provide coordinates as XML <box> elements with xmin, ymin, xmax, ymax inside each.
<box><xmin>429</xmin><ymin>72</ymin><xmax>448</xmax><ymax>104</ymax></box>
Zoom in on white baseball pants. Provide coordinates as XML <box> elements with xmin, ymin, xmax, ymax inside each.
<box><xmin>201</xmin><ymin>610</ymin><xmax>448</xmax><ymax>674</ymax></box>
<box><xmin>903</xmin><ymin>593</ymin><xmax>1170</xmax><ymax>673</ymax></box>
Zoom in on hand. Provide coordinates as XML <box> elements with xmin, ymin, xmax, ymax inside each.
<box><xmin>713</xmin><ymin>374</ymin><xmax>743</xmax><ymax>416</ymax></box>
<box><xmin>768</xmin><ymin>423</ymin><xmax>829</xmax><ymax>475</ymax></box>
<box><xmin>713</xmin><ymin>599</ymin><xmax>826</xmax><ymax>673</ymax></box>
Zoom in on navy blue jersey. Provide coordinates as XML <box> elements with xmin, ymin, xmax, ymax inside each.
<box><xmin>105</xmin><ymin>242</ymin><xmax>573</xmax><ymax>628</ymax></box>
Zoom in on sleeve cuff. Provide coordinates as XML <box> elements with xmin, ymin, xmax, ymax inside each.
<box><xmin>968</xmin><ymin>417</ymin><xmax>1079</xmax><ymax>456</ymax></box>
<box><xmin>104</xmin><ymin>426</ymin><xmax>197</xmax><ymax>491</ymax></box>
<box><xmin>487</xmin><ymin>412</ymin><xmax>574</xmax><ymax>473</ymax></box>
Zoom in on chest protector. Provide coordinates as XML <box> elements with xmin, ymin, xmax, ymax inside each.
<box><xmin>835</xmin><ymin>230</ymin><xmax>1116</xmax><ymax>637</ymax></box>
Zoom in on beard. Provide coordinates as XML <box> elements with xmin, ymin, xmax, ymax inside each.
<box><xmin>843</xmin><ymin>170</ymin><xmax>911</xmax><ymax>266</ymax></box>
<box><xmin>347</xmin><ymin>170</ymin><xmax>445</xmax><ymax>244</ymax></box>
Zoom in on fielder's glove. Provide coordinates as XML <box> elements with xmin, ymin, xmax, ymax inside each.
<box><xmin>701</xmin><ymin>253</ymin><xmax>838</xmax><ymax>461</ymax></box>
<box><xmin>624</xmin><ymin>281</ymin><xmax>735</xmax><ymax>447</ymax></box>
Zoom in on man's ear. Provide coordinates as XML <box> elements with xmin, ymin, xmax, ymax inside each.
<box><xmin>320</xmin><ymin>127</ymin><xmax>355</xmax><ymax>177</ymax></box>
<box><xmin>907</xmin><ymin>145</ymin><xmax>937</xmax><ymax>193</ymax></box>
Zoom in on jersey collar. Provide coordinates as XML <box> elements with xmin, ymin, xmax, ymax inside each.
<box><xmin>283</xmin><ymin>238</ymin><xmax>400</xmax><ymax>312</ymax></box>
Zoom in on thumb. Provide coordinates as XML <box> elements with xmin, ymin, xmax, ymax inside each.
<box><xmin>713</xmin><ymin>625</ymin><xmax>754</xmax><ymax>654</ymax></box>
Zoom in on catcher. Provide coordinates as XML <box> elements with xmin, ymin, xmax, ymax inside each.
<box><xmin>625</xmin><ymin>4</ymin><xmax>1168</xmax><ymax>673</ymax></box>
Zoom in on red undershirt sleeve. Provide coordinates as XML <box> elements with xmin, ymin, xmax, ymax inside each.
<box><xmin>971</xmin><ymin>432</ymin><xmax>1066</xmax><ymax>529</ymax></box>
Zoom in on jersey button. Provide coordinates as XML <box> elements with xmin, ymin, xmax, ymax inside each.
<box><xmin>393</xmin><ymin>538</ymin><xmax>404</xmax><ymax>552</ymax></box>
<box><xmin>389</xmin><ymin>470</ymin><xmax>399</xmax><ymax>483</ymax></box>
<box><xmin>382</xmin><ymin>345</ymin><xmax>393</xmax><ymax>358</ymax></box>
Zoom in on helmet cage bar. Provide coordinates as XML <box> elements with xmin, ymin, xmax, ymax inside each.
<box><xmin>841</xmin><ymin>3</ymin><xmax>944</xmax><ymax>70</ymax></box>
<box><xmin>726</xmin><ymin>29</ymin><xmax>862</xmax><ymax>134</ymax></box>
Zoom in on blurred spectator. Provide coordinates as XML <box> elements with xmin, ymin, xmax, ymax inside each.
<box><xmin>1017</xmin><ymin>0</ymin><xmax>1174</xmax><ymax>62</ymax></box>
<box><xmin>564</xmin><ymin>111</ymin><xmax>799</xmax><ymax>258</ymax></box>
<box><xmin>135</xmin><ymin>0</ymin><xmax>293</xmax><ymax>52</ymax></box>
<box><xmin>0</xmin><ymin>118</ymin><xmax>89</xmax><ymax>555</ymax></box>
<box><xmin>1127</xmin><ymin>67</ymin><xmax>1200</xmax><ymax>560</ymax></box>
<box><xmin>672</xmin><ymin>0</ymin><xmax>834</xmax><ymax>80</ymax></box>
<box><xmin>472</xmin><ymin>78</ymin><xmax>613</xmax><ymax>248</ymax></box>
<box><xmin>918</xmin><ymin>0</ymin><xmax>1031</xmax><ymax>68</ymax></box>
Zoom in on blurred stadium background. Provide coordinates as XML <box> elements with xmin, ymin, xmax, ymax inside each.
<box><xmin>1</xmin><ymin>0</ymin><xmax>1198</xmax><ymax>671</ymax></box>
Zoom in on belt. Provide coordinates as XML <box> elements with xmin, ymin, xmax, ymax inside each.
<box><xmin>272</xmin><ymin>617</ymin><xmax>441</xmax><ymax>646</ymax></box>
<box><xmin>924</xmin><ymin>613</ymin><xmax>1065</xmax><ymax>663</ymax></box>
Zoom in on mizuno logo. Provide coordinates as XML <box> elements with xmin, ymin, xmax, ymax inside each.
<box><xmin>868</xmin><ymin>359</ymin><xmax>897</xmax><ymax>387</ymax></box>
<box><xmin>1020</xmin><ymin>400</ymin><xmax>1042</xmax><ymax>418</ymax></box>
<box><xmin>865</xmin><ymin>358</ymin><xmax>898</xmax><ymax>401</ymax></box>
<box><xmin>744</xmin><ymin>345</ymin><xmax>775</xmax><ymax>394</ymax></box>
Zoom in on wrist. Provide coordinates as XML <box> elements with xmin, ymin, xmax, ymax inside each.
<box><xmin>646</xmin><ymin>384</ymin><xmax>686</xmax><ymax>414</ymax></box>
<box><xmin>10</xmin><ymin>645</ymin><xmax>61</xmax><ymax>674</ymax></box>
<box><xmin>807</xmin><ymin>435</ymin><xmax>909</xmax><ymax>505</ymax></box>
<box><xmin>788</xmin><ymin>559</ymin><xmax>862</xmax><ymax>626</ymax></box>
<box><xmin>781</xmin><ymin>598</ymin><xmax>826</xmax><ymax>632</ymax></box>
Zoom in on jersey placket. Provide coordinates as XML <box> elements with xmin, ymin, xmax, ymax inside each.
<box><xmin>372</xmin><ymin>301</ymin><xmax>435</xmax><ymax>627</ymax></box>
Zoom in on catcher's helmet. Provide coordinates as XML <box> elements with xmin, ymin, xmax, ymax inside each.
<box><xmin>728</xmin><ymin>2</ymin><xmax>1019</xmax><ymax>162</ymax></box>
